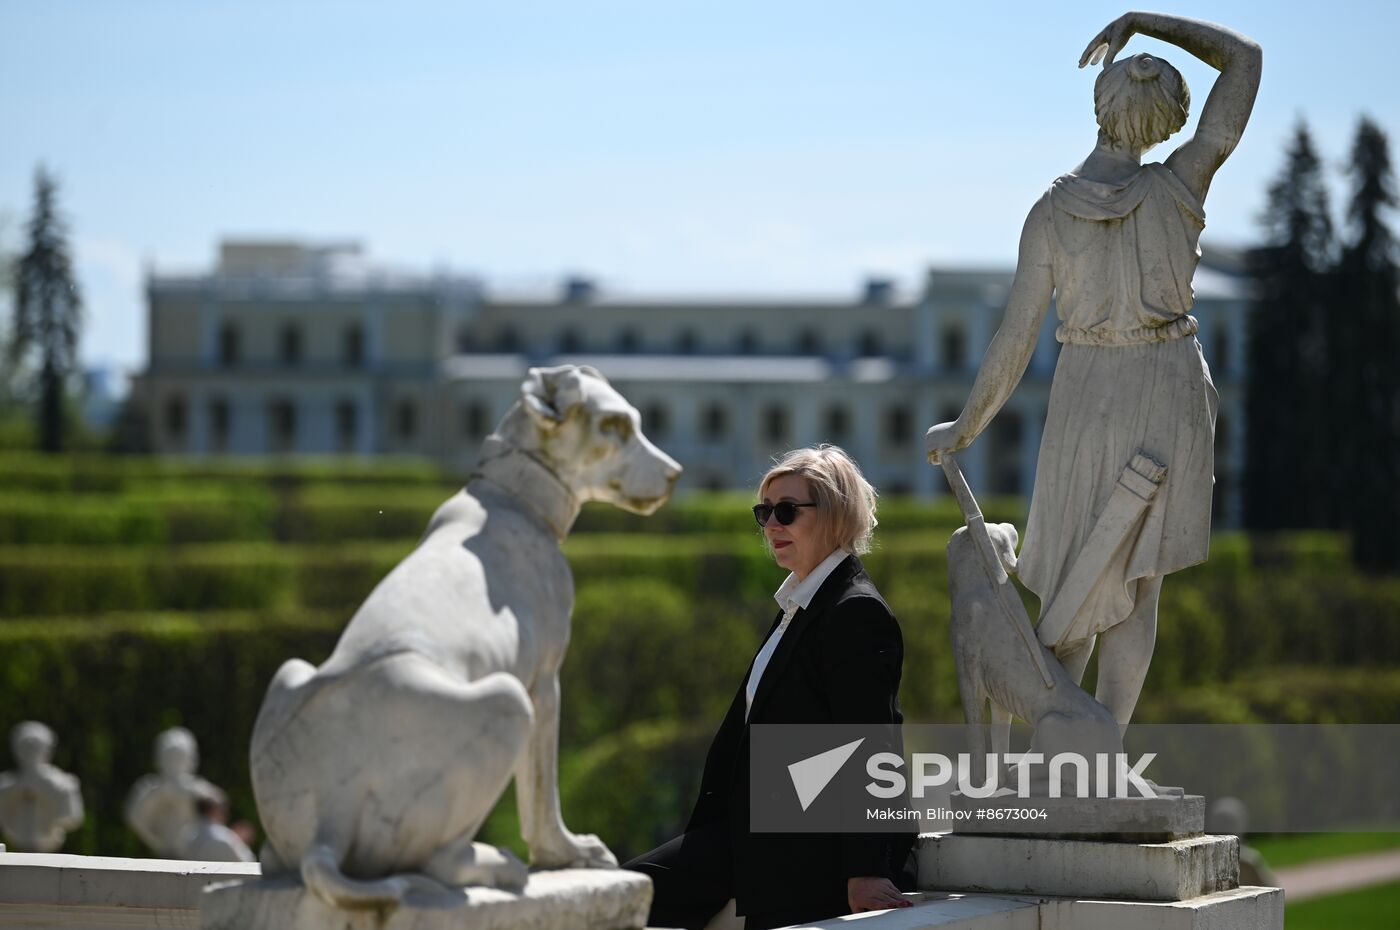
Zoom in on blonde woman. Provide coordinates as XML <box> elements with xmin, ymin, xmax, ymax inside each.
<box><xmin>627</xmin><ymin>445</ymin><xmax>913</xmax><ymax>929</ymax></box>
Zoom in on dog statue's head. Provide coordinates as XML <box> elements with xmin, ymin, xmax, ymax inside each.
<box><xmin>948</xmin><ymin>521</ymin><xmax>1020</xmax><ymax>577</ymax></box>
<box><xmin>497</xmin><ymin>365</ymin><xmax>682</xmax><ymax>515</ymax></box>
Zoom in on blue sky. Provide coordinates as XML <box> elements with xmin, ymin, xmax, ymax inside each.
<box><xmin>2</xmin><ymin>0</ymin><xmax>1396</xmax><ymax>371</ymax></box>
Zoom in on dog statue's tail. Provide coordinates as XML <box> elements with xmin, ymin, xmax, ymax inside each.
<box><xmin>301</xmin><ymin>843</ymin><xmax>412</xmax><ymax>910</ymax></box>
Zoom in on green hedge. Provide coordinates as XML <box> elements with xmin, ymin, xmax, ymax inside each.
<box><xmin>0</xmin><ymin>610</ymin><xmax>345</xmax><ymax>857</ymax></box>
<box><xmin>0</xmin><ymin>490</ymin><xmax>279</xmax><ymax>545</ymax></box>
<box><xmin>0</xmin><ymin>452</ymin><xmax>454</xmax><ymax>494</ymax></box>
<box><xmin>557</xmin><ymin>718</ymin><xmax>715</xmax><ymax>862</ymax></box>
<box><xmin>1136</xmin><ymin>666</ymin><xmax>1400</xmax><ymax>724</ymax></box>
<box><xmin>0</xmin><ymin>542</ymin><xmax>408</xmax><ymax>616</ymax></box>
<box><xmin>4</xmin><ymin>534</ymin><xmax>1398</xmax><ymax>686</ymax></box>
<box><xmin>0</xmin><ymin>485</ymin><xmax>1012</xmax><ymax>547</ymax></box>
<box><xmin>4</xmin><ymin>602</ymin><xmax>1398</xmax><ymax>859</ymax></box>
<box><xmin>0</xmin><ymin>577</ymin><xmax>779</xmax><ymax>858</ymax></box>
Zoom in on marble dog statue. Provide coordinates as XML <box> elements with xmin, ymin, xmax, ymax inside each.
<box><xmin>947</xmin><ymin>522</ymin><xmax>1122</xmax><ymax>795</ymax></box>
<box><xmin>249</xmin><ymin>365</ymin><xmax>681</xmax><ymax>909</ymax></box>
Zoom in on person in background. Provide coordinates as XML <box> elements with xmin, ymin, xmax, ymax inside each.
<box><xmin>181</xmin><ymin>795</ymin><xmax>256</xmax><ymax>863</ymax></box>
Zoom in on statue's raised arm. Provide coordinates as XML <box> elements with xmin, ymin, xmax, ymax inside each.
<box><xmin>1081</xmin><ymin>12</ymin><xmax>1261</xmax><ymax>203</ymax></box>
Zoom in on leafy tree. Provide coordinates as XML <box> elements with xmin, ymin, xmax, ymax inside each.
<box><xmin>10</xmin><ymin>167</ymin><xmax>82</xmax><ymax>453</ymax></box>
<box><xmin>1245</xmin><ymin>123</ymin><xmax>1334</xmax><ymax>530</ymax></box>
<box><xmin>1337</xmin><ymin>117</ymin><xmax>1400</xmax><ymax>572</ymax></box>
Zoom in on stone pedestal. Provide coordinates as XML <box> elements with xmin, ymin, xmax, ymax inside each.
<box><xmin>950</xmin><ymin>793</ymin><xmax>1205</xmax><ymax>842</ymax></box>
<box><xmin>919</xmin><ymin>833</ymin><xmax>1236</xmax><ymax>901</ymax></box>
<box><xmin>1037</xmin><ymin>886</ymin><xmax>1284</xmax><ymax>930</ymax></box>
<box><xmin>201</xmin><ymin>868</ymin><xmax>651</xmax><ymax>930</ymax></box>
<box><xmin>898</xmin><ymin>832</ymin><xmax>1281</xmax><ymax>930</ymax></box>
<box><xmin>819</xmin><ymin>887</ymin><xmax>1283</xmax><ymax>930</ymax></box>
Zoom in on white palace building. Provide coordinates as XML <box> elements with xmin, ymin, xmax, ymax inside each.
<box><xmin>135</xmin><ymin>241</ymin><xmax>1248</xmax><ymax>520</ymax></box>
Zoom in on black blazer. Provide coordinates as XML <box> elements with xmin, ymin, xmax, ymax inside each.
<box><xmin>686</xmin><ymin>554</ymin><xmax>915</xmax><ymax>916</ymax></box>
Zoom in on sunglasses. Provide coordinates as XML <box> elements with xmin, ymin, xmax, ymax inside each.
<box><xmin>752</xmin><ymin>501</ymin><xmax>817</xmax><ymax>527</ymax></box>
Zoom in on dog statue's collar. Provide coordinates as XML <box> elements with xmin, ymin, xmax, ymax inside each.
<box><xmin>470</xmin><ymin>441</ymin><xmax>580</xmax><ymax>541</ymax></box>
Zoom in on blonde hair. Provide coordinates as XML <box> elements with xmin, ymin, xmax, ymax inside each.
<box><xmin>759</xmin><ymin>444</ymin><xmax>878</xmax><ymax>555</ymax></box>
<box><xmin>1094</xmin><ymin>53</ymin><xmax>1190</xmax><ymax>150</ymax></box>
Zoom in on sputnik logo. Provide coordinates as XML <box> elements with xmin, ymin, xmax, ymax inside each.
<box><xmin>787</xmin><ymin>738</ymin><xmax>866</xmax><ymax>811</ymax></box>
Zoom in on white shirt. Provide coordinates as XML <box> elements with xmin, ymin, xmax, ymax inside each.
<box><xmin>744</xmin><ymin>548</ymin><xmax>850</xmax><ymax>719</ymax></box>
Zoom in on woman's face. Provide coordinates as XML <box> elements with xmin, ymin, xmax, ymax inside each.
<box><xmin>761</xmin><ymin>474</ymin><xmax>829</xmax><ymax>580</ymax></box>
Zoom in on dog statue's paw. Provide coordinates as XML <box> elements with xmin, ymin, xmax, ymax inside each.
<box><xmin>425</xmin><ymin>840</ymin><xmax>529</xmax><ymax>892</ymax></box>
<box><xmin>532</xmin><ymin>831</ymin><xmax>619</xmax><ymax>870</ymax></box>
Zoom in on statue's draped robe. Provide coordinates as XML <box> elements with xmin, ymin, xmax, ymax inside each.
<box><xmin>1019</xmin><ymin>163</ymin><xmax>1217</xmax><ymax>644</ymax></box>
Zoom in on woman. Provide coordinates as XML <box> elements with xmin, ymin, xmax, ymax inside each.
<box><xmin>626</xmin><ymin>445</ymin><xmax>914</xmax><ymax>930</ymax></box>
<box><xmin>926</xmin><ymin>13</ymin><xmax>1261</xmax><ymax>725</ymax></box>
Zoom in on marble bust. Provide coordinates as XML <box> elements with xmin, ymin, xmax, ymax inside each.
<box><xmin>0</xmin><ymin>721</ymin><xmax>84</xmax><ymax>853</ymax></box>
<box><xmin>125</xmin><ymin>726</ymin><xmax>228</xmax><ymax>858</ymax></box>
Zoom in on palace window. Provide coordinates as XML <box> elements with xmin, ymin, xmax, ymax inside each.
<box><xmin>858</xmin><ymin>330</ymin><xmax>882</xmax><ymax>358</ymax></box>
<box><xmin>824</xmin><ymin>405</ymin><xmax>850</xmax><ymax>444</ymax></box>
<box><xmin>700</xmin><ymin>403</ymin><xmax>728</xmax><ymax>441</ymax></box>
<box><xmin>344</xmin><ymin>324</ymin><xmax>365</xmax><ymax>367</ymax></box>
<box><xmin>218</xmin><ymin>323</ymin><xmax>240</xmax><ymax>367</ymax></box>
<box><xmin>396</xmin><ymin>399</ymin><xmax>418</xmax><ymax>441</ymax></box>
<box><xmin>269</xmin><ymin>399</ymin><xmax>296</xmax><ymax>454</ymax></box>
<box><xmin>209</xmin><ymin>397</ymin><xmax>230</xmax><ymax>452</ymax></box>
<box><xmin>941</xmin><ymin>326</ymin><xmax>967</xmax><ymax>371</ymax></box>
<box><xmin>335</xmin><ymin>400</ymin><xmax>357</xmax><ymax>452</ymax></box>
<box><xmin>763</xmin><ymin>405</ymin><xmax>789</xmax><ymax>444</ymax></box>
<box><xmin>279</xmin><ymin>324</ymin><xmax>303</xmax><ymax>366</ymax></box>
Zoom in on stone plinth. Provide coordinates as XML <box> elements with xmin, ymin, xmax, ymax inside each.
<box><xmin>796</xmin><ymin>888</ymin><xmax>1281</xmax><ymax>930</ymax></box>
<box><xmin>810</xmin><ymin>893</ymin><xmax>1042</xmax><ymax>928</ymax></box>
<box><xmin>950</xmin><ymin>793</ymin><xmax>1205</xmax><ymax>842</ymax></box>
<box><xmin>918</xmin><ymin>833</ymin><xmax>1238</xmax><ymax>902</ymax></box>
<box><xmin>0</xmin><ymin>852</ymin><xmax>259</xmax><ymax>929</ymax></box>
<box><xmin>201</xmin><ymin>868</ymin><xmax>651</xmax><ymax>930</ymax></box>
<box><xmin>1038</xmin><ymin>886</ymin><xmax>1284</xmax><ymax>930</ymax></box>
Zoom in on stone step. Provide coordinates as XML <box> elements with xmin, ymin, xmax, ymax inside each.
<box><xmin>949</xmin><ymin>793</ymin><xmax>1205</xmax><ymax>843</ymax></box>
<box><xmin>917</xmin><ymin>833</ymin><xmax>1239</xmax><ymax>902</ymax></box>
<box><xmin>202</xmin><ymin>868</ymin><xmax>652</xmax><ymax>930</ymax></box>
<box><xmin>785</xmin><ymin>887</ymin><xmax>1281</xmax><ymax>930</ymax></box>
<box><xmin>0</xmin><ymin>852</ymin><xmax>260</xmax><ymax>929</ymax></box>
<box><xmin>1037</xmin><ymin>886</ymin><xmax>1284</xmax><ymax>930</ymax></box>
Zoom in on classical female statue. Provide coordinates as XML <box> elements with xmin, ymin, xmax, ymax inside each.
<box><xmin>926</xmin><ymin>13</ymin><xmax>1261</xmax><ymax>726</ymax></box>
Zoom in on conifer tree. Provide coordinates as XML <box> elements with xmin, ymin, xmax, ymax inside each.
<box><xmin>1245</xmin><ymin>123</ymin><xmax>1333</xmax><ymax>530</ymax></box>
<box><xmin>1337</xmin><ymin>117</ymin><xmax>1400</xmax><ymax>572</ymax></box>
<box><xmin>10</xmin><ymin>167</ymin><xmax>82</xmax><ymax>453</ymax></box>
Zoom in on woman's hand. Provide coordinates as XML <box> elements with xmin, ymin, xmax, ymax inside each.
<box><xmin>847</xmin><ymin>876</ymin><xmax>912</xmax><ymax>913</ymax></box>
<box><xmin>925</xmin><ymin>419</ymin><xmax>972</xmax><ymax>465</ymax></box>
<box><xmin>1079</xmin><ymin>12</ymin><xmax>1140</xmax><ymax>69</ymax></box>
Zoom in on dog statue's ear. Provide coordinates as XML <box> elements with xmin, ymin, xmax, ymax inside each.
<box><xmin>521</xmin><ymin>366</ymin><xmax>589</xmax><ymax>432</ymax></box>
<box><xmin>522</xmin><ymin>392</ymin><xmax>563</xmax><ymax>431</ymax></box>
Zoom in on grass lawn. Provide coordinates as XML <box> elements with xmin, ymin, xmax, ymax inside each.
<box><xmin>1250</xmin><ymin>831</ymin><xmax>1400</xmax><ymax>869</ymax></box>
<box><xmin>1285</xmin><ymin>880</ymin><xmax>1400</xmax><ymax>929</ymax></box>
